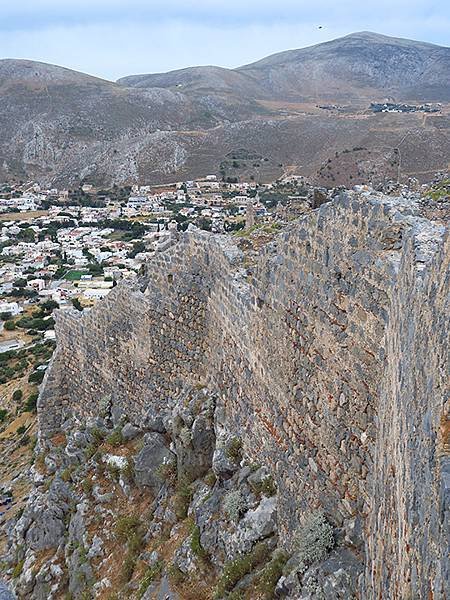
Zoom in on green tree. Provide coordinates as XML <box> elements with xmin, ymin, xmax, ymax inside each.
<box><xmin>40</xmin><ymin>300</ymin><xmax>58</xmax><ymax>313</ymax></box>
<box><xmin>25</xmin><ymin>392</ymin><xmax>38</xmax><ymax>412</ymax></box>
<box><xmin>127</xmin><ymin>241</ymin><xmax>146</xmax><ymax>259</ymax></box>
<box><xmin>17</xmin><ymin>228</ymin><xmax>35</xmax><ymax>242</ymax></box>
<box><xmin>13</xmin><ymin>278</ymin><xmax>27</xmax><ymax>288</ymax></box>
<box><xmin>28</xmin><ymin>370</ymin><xmax>45</xmax><ymax>384</ymax></box>
<box><xmin>12</xmin><ymin>389</ymin><xmax>23</xmax><ymax>402</ymax></box>
<box><xmin>72</xmin><ymin>298</ymin><xmax>83</xmax><ymax>312</ymax></box>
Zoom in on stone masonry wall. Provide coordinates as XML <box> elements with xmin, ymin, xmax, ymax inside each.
<box><xmin>367</xmin><ymin>227</ymin><xmax>449</xmax><ymax>598</ymax></box>
<box><xmin>37</xmin><ymin>193</ymin><xmax>448</xmax><ymax>598</ymax></box>
<box><xmin>38</xmin><ymin>236</ymin><xmax>211</xmax><ymax>433</ymax></box>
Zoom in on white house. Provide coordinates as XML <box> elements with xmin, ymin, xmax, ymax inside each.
<box><xmin>0</xmin><ymin>301</ymin><xmax>22</xmax><ymax>316</ymax></box>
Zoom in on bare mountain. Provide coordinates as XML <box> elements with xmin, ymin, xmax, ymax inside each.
<box><xmin>1</xmin><ymin>32</ymin><xmax>449</xmax><ymax>186</ymax></box>
<box><xmin>120</xmin><ymin>32</ymin><xmax>450</xmax><ymax>102</ymax></box>
<box><xmin>118</xmin><ymin>65</ymin><xmax>263</xmax><ymax>97</ymax></box>
<box><xmin>238</xmin><ymin>31</ymin><xmax>450</xmax><ymax>102</ymax></box>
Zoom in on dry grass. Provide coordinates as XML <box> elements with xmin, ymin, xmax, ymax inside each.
<box><xmin>0</xmin><ymin>416</ymin><xmax>36</xmax><ymax>553</ymax></box>
<box><xmin>0</xmin><ymin>411</ymin><xmax>34</xmax><ymax>439</ymax></box>
<box><xmin>0</xmin><ymin>210</ymin><xmax>48</xmax><ymax>222</ymax></box>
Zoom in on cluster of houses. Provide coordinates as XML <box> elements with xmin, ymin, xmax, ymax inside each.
<box><xmin>122</xmin><ymin>177</ymin><xmax>269</xmax><ymax>231</ymax></box>
<box><xmin>369</xmin><ymin>102</ymin><xmax>441</xmax><ymax>114</ymax></box>
<box><xmin>0</xmin><ymin>175</ymin><xmax>280</xmax><ymax>324</ymax></box>
<box><xmin>0</xmin><ymin>218</ymin><xmax>144</xmax><ymax>310</ymax></box>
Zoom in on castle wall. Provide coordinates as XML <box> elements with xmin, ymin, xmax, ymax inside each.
<box><xmin>367</xmin><ymin>229</ymin><xmax>448</xmax><ymax>598</ymax></box>
<box><xmin>37</xmin><ymin>193</ymin><xmax>448</xmax><ymax>598</ymax></box>
<box><xmin>38</xmin><ymin>236</ymin><xmax>212</xmax><ymax>433</ymax></box>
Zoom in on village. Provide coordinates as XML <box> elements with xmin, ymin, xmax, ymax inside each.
<box><xmin>0</xmin><ymin>174</ymin><xmax>316</xmax><ymax>341</ymax></box>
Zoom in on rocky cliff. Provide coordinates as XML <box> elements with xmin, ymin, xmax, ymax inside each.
<box><xmin>4</xmin><ymin>191</ymin><xmax>449</xmax><ymax>599</ymax></box>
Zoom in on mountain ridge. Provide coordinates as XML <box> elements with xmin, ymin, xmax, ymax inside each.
<box><xmin>117</xmin><ymin>31</ymin><xmax>450</xmax><ymax>102</ymax></box>
<box><xmin>0</xmin><ymin>31</ymin><xmax>449</xmax><ymax>186</ymax></box>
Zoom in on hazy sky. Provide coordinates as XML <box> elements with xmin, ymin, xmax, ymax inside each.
<box><xmin>1</xmin><ymin>0</ymin><xmax>448</xmax><ymax>80</ymax></box>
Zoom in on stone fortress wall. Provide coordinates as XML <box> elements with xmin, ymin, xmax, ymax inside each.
<box><xmin>38</xmin><ymin>192</ymin><xmax>448</xmax><ymax>598</ymax></box>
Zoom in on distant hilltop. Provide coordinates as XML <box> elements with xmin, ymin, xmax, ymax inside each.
<box><xmin>0</xmin><ymin>31</ymin><xmax>449</xmax><ymax>186</ymax></box>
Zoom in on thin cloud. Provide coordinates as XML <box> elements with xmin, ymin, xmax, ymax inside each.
<box><xmin>1</xmin><ymin>0</ymin><xmax>445</xmax><ymax>30</ymax></box>
<box><xmin>0</xmin><ymin>0</ymin><xmax>448</xmax><ymax>80</ymax></box>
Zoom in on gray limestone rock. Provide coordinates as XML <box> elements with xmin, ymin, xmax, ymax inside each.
<box><xmin>173</xmin><ymin>537</ymin><xmax>197</xmax><ymax>574</ymax></box>
<box><xmin>212</xmin><ymin>447</ymin><xmax>238</xmax><ymax>479</ymax></box>
<box><xmin>192</xmin><ymin>415</ymin><xmax>215</xmax><ymax>456</ymax></box>
<box><xmin>14</xmin><ymin>552</ymin><xmax>37</xmax><ymax>598</ymax></box>
<box><xmin>32</xmin><ymin>560</ymin><xmax>65</xmax><ymax>600</ymax></box>
<box><xmin>92</xmin><ymin>485</ymin><xmax>114</xmax><ymax>503</ymax></box>
<box><xmin>247</xmin><ymin>466</ymin><xmax>270</xmax><ymax>488</ymax></box>
<box><xmin>134</xmin><ymin>432</ymin><xmax>176</xmax><ymax>491</ymax></box>
<box><xmin>111</xmin><ymin>402</ymin><xmax>126</xmax><ymax>428</ymax></box>
<box><xmin>176</xmin><ymin>414</ymin><xmax>215</xmax><ymax>481</ymax></box>
<box><xmin>275</xmin><ymin>573</ymin><xmax>300</xmax><ymax>598</ymax></box>
<box><xmin>64</xmin><ymin>442</ymin><xmax>85</xmax><ymax>465</ymax></box>
<box><xmin>195</xmin><ymin>487</ymin><xmax>224</xmax><ymax>560</ymax></box>
<box><xmin>121</xmin><ymin>422</ymin><xmax>140</xmax><ymax>441</ymax></box>
<box><xmin>298</xmin><ymin>548</ymin><xmax>362</xmax><ymax>600</ymax></box>
<box><xmin>0</xmin><ymin>581</ymin><xmax>15</xmax><ymax>600</ymax></box>
<box><xmin>87</xmin><ymin>534</ymin><xmax>104</xmax><ymax>560</ymax></box>
<box><xmin>142</xmin><ymin>575</ymin><xmax>180</xmax><ymax>600</ymax></box>
<box><xmin>144</xmin><ymin>406</ymin><xmax>166</xmax><ymax>433</ymax></box>
<box><xmin>14</xmin><ymin>478</ymin><xmax>72</xmax><ymax>552</ymax></box>
<box><xmin>343</xmin><ymin>516</ymin><xmax>363</xmax><ymax>549</ymax></box>
<box><xmin>66</xmin><ymin>500</ymin><xmax>93</xmax><ymax>599</ymax></box>
<box><xmin>72</xmin><ymin>431</ymin><xmax>89</xmax><ymax>448</ymax></box>
<box><xmin>141</xmin><ymin>550</ymin><xmax>160</xmax><ymax>567</ymax></box>
<box><xmin>228</xmin><ymin>496</ymin><xmax>277</xmax><ymax>558</ymax></box>
<box><xmin>43</xmin><ymin>455</ymin><xmax>58</xmax><ymax>475</ymax></box>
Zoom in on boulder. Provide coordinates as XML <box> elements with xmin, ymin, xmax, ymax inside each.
<box><xmin>144</xmin><ymin>406</ymin><xmax>166</xmax><ymax>433</ymax></box>
<box><xmin>16</xmin><ymin>478</ymin><xmax>72</xmax><ymax>552</ymax></box>
<box><xmin>176</xmin><ymin>415</ymin><xmax>215</xmax><ymax>481</ymax></box>
<box><xmin>110</xmin><ymin>402</ymin><xmax>126</xmax><ymax>428</ymax></box>
<box><xmin>195</xmin><ymin>488</ymin><xmax>223</xmax><ymax>560</ymax></box>
<box><xmin>141</xmin><ymin>550</ymin><xmax>160</xmax><ymax>568</ymax></box>
<box><xmin>247</xmin><ymin>466</ymin><xmax>270</xmax><ymax>489</ymax></box>
<box><xmin>141</xmin><ymin>575</ymin><xmax>180</xmax><ymax>600</ymax></box>
<box><xmin>173</xmin><ymin>537</ymin><xmax>197</xmax><ymax>574</ymax></box>
<box><xmin>228</xmin><ymin>496</ymin><xmax>277</xmax><ymax>558</ymax></box>
<box><xmin>92</xmin><ymin>485</ymin><xmax>114</xmax><ymax>504</ymax></box>
<box><xmin>64</xmin><ymin>442</ymin><xmax>85</xmax><ymax>465</ymax></box>
<box><xmin>87</xmin><ymin>535</ymin><xmax>104</xmax><ymax>560</ymax></box>
<box><xmin>72</xmin><ymin>431</ymin><xmax>89</xmax><ymax>448</ymax></box>
<box><xmin>192</xmin><ymin>415</ymin><xmax>215</xmax><ymax>458</ymax></box>
<box><xmin>121</xmin><ymin>423</ymin><xmax>140</xmax><ymax>441</ymax></box>
<box><xmin>212</xmin><ymin>448</ymin><xmax>238</xmax><ymax>479</ymax></box>
<box><xmin>278</xmin><ymin>547</ymin><xmax>362</xmax><ymax>599</ymax></box>
<box><xmin>134</xmin><ymin>432</ymin><xmax>175</xmax><ymax>492</ymax></box>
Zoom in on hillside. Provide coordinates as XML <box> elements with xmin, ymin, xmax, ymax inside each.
<box><xmin>118</xmin><ymin>65</ymin><xmax>263</xmax><ymax>97</ymax></box>
<box><xmin>0</xmin><ymin>32</ymin><xmax>449</xmax><ymax>186</ymax></box>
